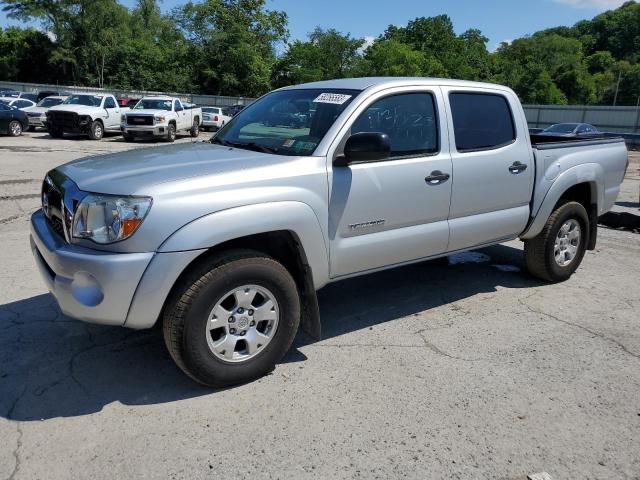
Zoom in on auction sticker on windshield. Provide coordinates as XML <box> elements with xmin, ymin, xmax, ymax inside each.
<box><xmin>313</xmin><ymin>93</ymin><xmax>352</xmax><ymax>104</ymax></box>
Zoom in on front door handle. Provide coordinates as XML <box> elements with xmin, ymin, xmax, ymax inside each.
<box><xmin>425</xmin><ymin>170</ymin><xmax>450</xmax><ymax>185</ymax></box>
<box><xmin>509</xmin><ymin>161</ymin><xmax>528</xmax><ymax>174</ymax></box>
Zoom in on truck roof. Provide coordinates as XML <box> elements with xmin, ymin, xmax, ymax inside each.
<box><xmin>280</xmin><ymin>77</ymin><xmax>513</xmax><ymax>93</ymax></box>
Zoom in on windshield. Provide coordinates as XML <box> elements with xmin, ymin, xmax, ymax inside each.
<box><xmin>134</xmin><ymin>99</ymin><xmax>173</xmax><ymax>111</ymax></box>
<box><xmin>212</xmin><ymin>88</ymin><xmax>360</xmax><ymax>156</ymax></box>
<box><xmin>545</xmin><ymin>123</ymin><xmax>578</xmax><ymax>133</ymax></box>
<box><xmin>38</xmin><ymin>97</ymin><xmax>63</xmax><ymax>108</ymax></box>
<box><xmin>63</xmin><ymin>95</ymin><xmax>103</xmax><ymax>107</ymax></box>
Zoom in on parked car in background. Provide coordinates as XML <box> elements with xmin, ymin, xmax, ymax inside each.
<box><xmin>0</xmin><ymin>90</ymin><xmax>20</xmax><ymax>98</ymax></box>
<box><xmin>0</xmin><ymin>97</ymin><xmax>37</xmax><ymax>110</ymax></box>
<box><xmin>37</xmin><ymin>90</ymin><xmax>61</xmax><ymax>102</ymax></box>
<box><xmin>0</xmin><ymin>102</ymin><xmax>29</xmax><ymax>136</ymax></box>
<box><xmin>538</xmin><ymin>123</ymin><xmax>600</xmax><ymax>137</ymax></box>
<box><xmin>24</xmin><ymin>95</ymin><xmax>68</xmax><ymax>131</ymax></box>
<box><xmin>44</xmin><ymin>93</ymin><xmax>128</xmax><ymax>140</ymax></box>
<box><xmin>18</xmin><ymin>92</ymin><xmax>38</xmax><ymax>102</ymax></box>
<box><xmin>201</xmin><ymin>106</ymin><xmax>231</xmax><ymax>131</ymax></box>
<box><xmin>30</xmin><ymin>77</ymin><xmax>629</xmax><ymax>387</ymax></box>
<box><xmin>121</xmin><ymin>96</ymin><xmax>201</xmax><ymax>142</ymax></box>
<box><xmin>117</xmin><ymin>95</ymin><xmax>141</xmax><ymax>108</ymax></box>
<box><xmin>227</xmin><ymin>104</ymin><xmax>246</xmax><ymax>117</ymax></box>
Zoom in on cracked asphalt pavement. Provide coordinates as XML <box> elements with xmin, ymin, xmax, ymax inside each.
<box><xmin>1</xmin><ymin>132</ymin><xmax>639</xmax><ymax>479</ymax></box>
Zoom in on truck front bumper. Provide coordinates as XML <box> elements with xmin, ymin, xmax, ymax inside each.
<box><xmin>121</xmin><ymin>125</ymin><xmax>167</xmax><ymax>138</ymax></box>
<box><xmin>30</xmin><ymin>209</ymin><xmax>153</xmax><ymax>326</ymax></box>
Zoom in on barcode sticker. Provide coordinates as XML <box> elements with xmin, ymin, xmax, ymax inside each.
<box><xmin>313</xmin><ymin>93</ymin><xmax>352</xmax><ymax>105</ymax></box>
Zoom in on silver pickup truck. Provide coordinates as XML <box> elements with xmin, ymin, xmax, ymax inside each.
<box><xmin>30</xmin><ymin>78</ymin><xmax>628</xmax><ymax>386</ymax></box>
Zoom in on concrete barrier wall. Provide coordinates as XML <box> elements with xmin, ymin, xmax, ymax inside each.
<box><xmin>0</xmin><ymin>80</ymin><xmax>255</xmax><ymax>107</ymax></box>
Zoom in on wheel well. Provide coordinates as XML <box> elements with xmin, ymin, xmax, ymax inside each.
<box><xmin>556</xmin><ymin>181</ymin><xmax>598</xmax><ymax>250</ymax></box>
<box><xmin>169</xmin><ymin>120</ymin><xmax>176</xmax><ymax>126</ymax></box>
<box><xmin>193</xmin><ymin>116</ymin><xmax>199</xmax><ymax>123</ymax></box>
<box><xmin>162</xmin><ymin>231</ymin><xmax>321</xmax><ymax>338</ymax></box>
<box><xmin>556</xmin><ymin>182</ymin><xmax>594</xmax><ymax>211</ymax></box>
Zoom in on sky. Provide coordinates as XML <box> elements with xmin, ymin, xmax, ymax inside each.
<box><xmin>1</xmin><ymin>0</ymin><xmax>630</xmax><ymax>51</ymax></box>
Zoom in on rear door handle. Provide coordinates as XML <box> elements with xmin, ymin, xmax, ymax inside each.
<box><xmin>509</xmin><ymin>161</ymin><xmax>528</xmax><ymax>174</ymax></box>
<box><xmin>425</xmin><ymin>170</ymin><xmax>450</xmax><ymax>185</ymax></box>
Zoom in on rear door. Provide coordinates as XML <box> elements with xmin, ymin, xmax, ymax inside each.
<box><xmin>442</xmin><ymin>87</ymin><xmax>534</xmax><ymax>252</ymax></box>
<box><xmin>328</xmin><ymin>87</ymin><xmax>452</xmax><ymax>277</ymax></box>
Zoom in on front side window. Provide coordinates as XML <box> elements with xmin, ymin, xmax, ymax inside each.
<box><xmin>63</xmin><ymin>95</ymin><xmax>103</xmax><ymax>107</ymax></box>
<box><xmin>214</xmin><ymin>88</ymin><xmax>359</xmax><ymax>156</ymax></box>
<box><xmin>449</xmin><ymin>92</ymin><xmax>516</xmax><ymax>152</ymax></box>
<box><xmin>351</xmin><ymin>92</ymin><xmax>439</xmax><ymax>158</ymax></box>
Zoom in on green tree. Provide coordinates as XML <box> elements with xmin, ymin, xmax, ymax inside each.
<box><xmin>175</xmin><ymin>0</ymin><xmax>288</xmax><ymax>96</ymax></box>
<box><xmin>353</xmin><ymin>39</ymin><xmax>445</xmax><ymax>77</ymax></box>
<box><xmin>271</xmin><ymin>28</ymin><xmax>364</xmax><ymax>88</ymax></box>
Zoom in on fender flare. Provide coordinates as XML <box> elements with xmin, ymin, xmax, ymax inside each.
<box><xmin>520</xmin><ymin>163</ymin><xmax>603</xmax><ymax>240</ymax></box>
<box><xmin>158</xmin><ymin>201</ymin><xmax>330</xmax><ymax>290</ymax></box>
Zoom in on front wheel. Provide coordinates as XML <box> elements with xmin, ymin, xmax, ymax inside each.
<box><xmin>88</xmin><ymin>120</ymin><xmax>103</xmax><ymax>140</ymax></box>
<box><xmin>8</xmin><ymin>120</ymin><xmax>22</xmax><ymax>137</ymax></box>
<box><xmin>163</xmin><ymin>250</ymin><xmax>300</xmax><ymax>387</ymax></box>
<box><xmin>166</xmin><ymin>123</ymin><xmax>176</xmax><ymax>142</ymax></box>
<box><xmin>524</xmin><ymin>200</ymin><xmax>589</xmax><ymax>282</ymax></box>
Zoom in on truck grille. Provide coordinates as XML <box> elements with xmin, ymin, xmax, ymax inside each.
<box><xmin>127</xmin><ymin>115</ymin><xmax>154</xmax><ymax>126</ymax></box>
<box><xmin>42</xmin><ymin>175</ymin><xmax>66</xmax><ymax>241</ymax></box>
<box><xmin>48</xmin><ymin>110</ymin><xmax>79</xmax><ymax>129</ymax></box>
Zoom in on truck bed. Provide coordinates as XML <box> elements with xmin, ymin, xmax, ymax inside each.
<box><xmin>530</xmin><ymin>134</ymin><xmax>625</xmax><ymax>149</ymax></box>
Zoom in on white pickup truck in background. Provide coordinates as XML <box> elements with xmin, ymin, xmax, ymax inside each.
<box><xmin>44</xmin><ymin>93</ymin><xmax>127</xmax><ymax>140</ymax></box>
<box><xmin>121</xmin><ymin>96</ymin><xmax>202</xmax><ymax>142</ymax></box>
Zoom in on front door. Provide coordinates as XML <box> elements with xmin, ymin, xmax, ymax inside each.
<box><xmin>442</xmin><ymin>88</ymin><xmax>534</xmax><ymax>252</ymax></box>
<box><xmin>328</xmin><ymin>88</ymin><xmax>452</xmax><ymax>277</ymax></box>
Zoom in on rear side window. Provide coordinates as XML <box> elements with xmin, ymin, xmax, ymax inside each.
<box><xmin>104</xmin><ymin>97</ymin><xmax>116</xmax><ymax>108</ymax></box>
<box><xmin>449</xmin><ymin>93</ymin><xmax>515</xmax><ymax>152</ymax></box>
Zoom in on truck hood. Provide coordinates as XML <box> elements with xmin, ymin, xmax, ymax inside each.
<box><xmin>126</xmin><ymin>109</ymin><xmax>168</xmax><ymax>116</ymax></box>
<box><xmin>56</xmin><ymin>142</ymin><xmax>284</xmax><ymax>195</ymax></box>
<box><xmin>48</xmin><ymin>104</ymin><xmax>102</xmax><ymax>114</ymax></box>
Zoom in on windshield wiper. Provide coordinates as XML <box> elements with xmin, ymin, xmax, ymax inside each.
<box><xmin>212</xmin><ymin>138</ymin><xmax>279</xmax><ymax>154</ymax></box>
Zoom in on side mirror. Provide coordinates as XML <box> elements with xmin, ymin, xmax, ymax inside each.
<box><xmin>335</xmin><ymin>132</ymin><xmax>391</xmax><ymax>166</ymax></box>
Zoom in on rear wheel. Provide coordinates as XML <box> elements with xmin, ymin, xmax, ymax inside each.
<box><xmin>524</xmin><ymin>200</ymin><xmax>589</xmax><ymax>282</ymax></box>
<box><xmin>88</xmin><ymin>120</ymin><xmax>103</xmax><ymax>140</ymax></box>
<box><xmin>8</xmin><ymin>120</ymin><xmax>22</xmax><ymax>137</ymax></box>
<box><xmin>163</xmin><ymin>250</ymin><xmax>300</xmax><ymax>387</ymax></box>
<box><xmin>190</xmin><ymin>120</ymin><xmax>199</xmax><ymax>137</ymax></box>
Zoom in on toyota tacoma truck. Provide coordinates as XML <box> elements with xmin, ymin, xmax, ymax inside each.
<box><xmin>121</xmin><ymin>96</ymin><xmax>201</xmax><ymax>142</ymax></box>
<box><xmin>44</xmin><ymin>93</ymin><xmax>128</xmax><ymax>140</ymax></box>
<box><xmin>30</xmin><ymin>78</ymin><xmax>629</xmax><ymax>387</ymax></box>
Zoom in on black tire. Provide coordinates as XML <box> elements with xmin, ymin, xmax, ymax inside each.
<box><xmin>163</xmin><ymin>250</ymin><xmax>301</xmax><ymax>387</ymax></box>
<box><xmin>123</xmin><ymin>134</ymin><xmax>134</xmax><ymax>142</ymax></box>
<box><xmin>190</xmin><ymin>120</ymin><xmax>199</xmax><ymax>137</ymax></box>
<box><xmin>166</xmin><ymin>123</ymin><xmax>176</xmax><ymax>142</ymax></box>
<box><xmin>524</xmin><ymin>200</ymin><xmax>589</xmax><ymax>282</ymax></box>
<box><xmin>88</xmin><ymin>120</ymin><xmax>104</xmax><ymax>140</ymax></box>
<box><xmin>48</xmin><ymin>128</ymin><xmax>64</xmax><ymax>138</ymax></box>
<box><xmin>8</xmin><ymin>120</ymin><xmax>22</xmax><ymax>137</ymax></box>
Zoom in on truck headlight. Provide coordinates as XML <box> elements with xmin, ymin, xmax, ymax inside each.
<box><xmin>72</xmin><ymin>194</ymin><xmax>152</xmax><ymax>244</ymax></box>
<box><xmin>154</xmin><ymin>115</ymin><xmax>165</xmax><ymax>123</ymax></box>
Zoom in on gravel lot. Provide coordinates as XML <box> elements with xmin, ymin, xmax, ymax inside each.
<box><xmin>1</xmin><ymin>131</ymin><xmax>639</xmax><ymax>480</ymax></box>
